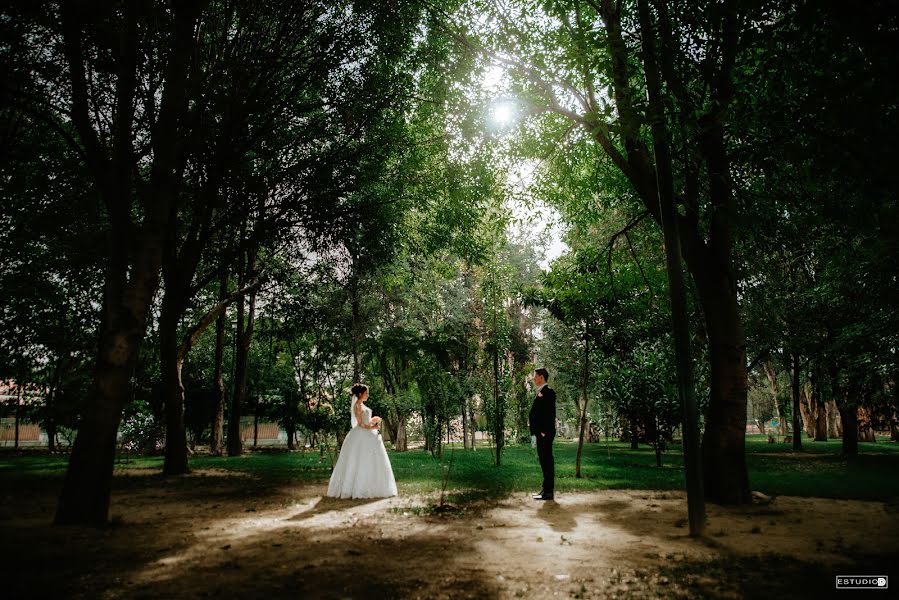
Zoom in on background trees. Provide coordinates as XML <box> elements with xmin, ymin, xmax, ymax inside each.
<box><xmin>1</xmin><ymin>0</ymin><xmax>896</xmax><ymax>528</ymax></box>
<box><xmin>423</xmin><ymin>0</ymin><xmax>898</xmax><ymax>507</ymax></box>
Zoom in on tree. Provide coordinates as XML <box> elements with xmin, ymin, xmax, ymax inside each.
<box><xmin>8</xmin><ymin>1</ymin><xmax>207</xmax><ymax>524</ymax></box>
<box><xmin>0</xmin><ymin>88</ymin><xmax>102</xmax><ymax>453</ymax></box>
<box><xmin>735</xmin><ymin>0</ymin><xmax>899</xmax><ymax>456</ymax></box>
<box><xmin>429</xmin><ymin>0</ymin><xmax>763</xmax><ymax>504</ymax></box>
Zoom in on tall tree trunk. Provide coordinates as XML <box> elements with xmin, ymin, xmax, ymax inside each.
<box><xmin>46</xmin><ymin>358</ymin><xmax>62</xmax><ymax>453</ymax></box>
<box><xmin>799</xmin><ymin>382</ymin><xmax>815</xmax><ymax>438</ymax></box>
<box><xmin>492</xmin><ymin>294</ymin><xmax>502</xmax><ymax>466</ymax></box>
<box><xmin>839</xmin><ymin>401</ymin><xmax>858</xmax><ymax>457</ymax></box>
<box><xmin>469</xmin><ymin>400</ymin><xmax>477</xmax><ymax>450</ymax></box>
<box><xmin>395</xmin><ymin>416</ymin><xmax>408</xmax><ymax>452</ymax></box>
<box><xmin>161</xmin><ymin>273</ymin><xmax>250</xmax><ymax>470</ymax></box>
<box><xmin>638</xmin><ymin>0</ymin><xmax>706</xmax><ymax>530</ymax></box>
<box><xmin>563</xmin><ymin>0</ymin><xmax>748</xmax><ymax>507</ymax></box>
<box><xmin>253</xmin><ymin>397</ymin><xmax>259</xmax><ymax>447</ymax></box>
<box><xmin>462</xmin><ymin>396</ymin><xmax>470</xmax><ymax>450</ymax></box>
<box><xmin>228</xmin><ymin>286</ymin><xmax>256</xmax><ymax>456</ymax></box>
<box><xmin>160</xmin><ymin>301</ymin><xmax>189</xmax><ymax>475</ymax></box>
<box><xmin>210</xmin><ymin>274</ymin><xmax>228</xmax><ymax>455</ymax></box>
<box><xmin>813</xmin><ymin>371</ymin><xmax>827</xmax><ymax>441</ymax></box>
<box><xmin>228</xmin><ymin>245</ymin><xmax>257</xmax><ymax>456</ymax></box>
<box><xmin>55</xmin><ymin>255</ymin><xmax>162</xmax><ymax>525</ymax></box>
<box><xmin>575</xmin><ymin>407</ymin><xmax>589</xmax><ymax>474</ymax></box>
<box><xmin>285</xmin><ymin>389</ymin><xmax>296</xmax><ymax>451</ymax></box>
<box><xmin>789</xmin><ymin>353</ymin><xmax>803</xmax><ymax>451</ymax></box>
<box><xmin>14</xmin><ymin>382</ymin><xmax>22</xmax><ymax>449</ymax></box>
<box><xmin>891</xmin><ymin>375</ymin><xmax>899</xmax><ymax>441</ymax></box>
<box><xmin>827</xmin><ymin>399</ymin><xmax>842</xmax><ymax>439</ymax></box>
<box><xmin>54</xmin><ymin>2</ymin><xmax>200</xmax><ymax>526</ymax></box>
<box><xmin>46</xmin><ymin>387</ymin><xmax>56</xmax><ymax>453</ymax></box>
<box><xmin>350</xmin><ymin>275</ymin><xmax>361</xmax><ymax>382</ymax></box>
<box><xmin>857</xmin><ymin>407</ymin><xmax>875</xmax><ymax>442</ymax></box>
<box><xmin>575</xmin><ymin>331</ymin><xmax>590</xmax><ymax>479</ymax></box>
<box><xmin>694</xmin><ymin>270</ymin><xmax>751</xmax><ymax>503</ymax></box>
<box><xmin>764</xmin><ymin>361</ymin><xmax>787</xmax><ymax>436</ymax></box>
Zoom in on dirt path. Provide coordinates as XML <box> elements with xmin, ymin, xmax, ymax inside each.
<box><xmin>2</xmin><ymin>470</ymin><xmax>897</xmax><ymax>599</ymax></box>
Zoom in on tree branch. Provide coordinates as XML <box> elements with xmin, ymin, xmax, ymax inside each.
<box><xmin>177</xmin><ymin>275</ymin><xmax>263</xmax><ymax>361</ymax></box>
<box><xmin>624</xmin><ymin>230</ymin><xmax>655</xmax><ymax>308</ymax></box>
<box><xmin>59</xmin><ymin>5</ymin><xmax>109</xmax><ymax>186</ymax></box>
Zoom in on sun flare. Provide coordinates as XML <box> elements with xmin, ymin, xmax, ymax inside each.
<box><xmin>491</xmin><ymin>101</ymin><xmax>515</xmax><ymax>126</ymax></box>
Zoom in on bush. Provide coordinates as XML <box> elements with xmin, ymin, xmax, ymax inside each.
<box><xmin>119</xmin><ymin>402</ymin><xmax>164</xmax><ymax>452</ymax></box>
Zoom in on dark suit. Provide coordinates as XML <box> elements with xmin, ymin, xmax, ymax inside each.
<box><xmin>529</xmin><ymin>384</ymin><xmax>556</xmax><ymax>495</ymax></box>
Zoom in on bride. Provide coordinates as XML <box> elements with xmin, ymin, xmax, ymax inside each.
<box><xmin>327</xmin><ymin>383</ymin><xmax>398</xmax><ymax>499</ymax></box>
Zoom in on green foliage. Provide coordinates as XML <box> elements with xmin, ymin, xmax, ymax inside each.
<box><xmin>119</xmin><ymin>401</ymin><xmax>164</xmax><ymax>453</ymax></box>
<box><xmin>5</xmin><ymin>437</ymin><xmax>899</xmax><ymax>502</ymax></box>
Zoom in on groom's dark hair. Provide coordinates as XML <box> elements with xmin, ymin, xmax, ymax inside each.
<box><xmin>535</xmin><ymin>368</ymin><xmax>549</xmax><ymax>381</ymax></box>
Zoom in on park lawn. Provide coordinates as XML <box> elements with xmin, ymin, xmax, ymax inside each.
<box><xmin>2</xmin><ymin>434</ymin><xmax>897</xmax><ymax>503</ymax></box>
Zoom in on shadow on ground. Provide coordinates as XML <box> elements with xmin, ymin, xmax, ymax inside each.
<box><xmin>0</xmin><ymin>471</ymin><xmax>501</xmax><ymax>600</ymax></box>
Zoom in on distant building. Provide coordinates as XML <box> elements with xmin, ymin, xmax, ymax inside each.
<box><xmin>0</xmin><ymin>380</ymin><xmax>49</xmax><ymax>447</ymax></box>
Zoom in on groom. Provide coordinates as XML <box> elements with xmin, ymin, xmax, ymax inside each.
<box><xmin>529</xmin><ymin>368</ymin><xmax>556</xmax><ymax>501</ymax></box>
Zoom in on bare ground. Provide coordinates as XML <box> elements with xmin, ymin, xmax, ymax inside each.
<box><xmin>2</xmin><ymin>468</ymin><xmax>897</xmax><ymax>599</ymax></box>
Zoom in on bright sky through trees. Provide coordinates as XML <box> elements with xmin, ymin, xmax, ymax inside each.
<box><xmin>481</xmin><ymin>63</ymin><xmax>568</xmax><ymax>269</ymax></box>
<box><xmin>490</xmin><ymin>101</ymin><xmax>514</xmax><ymax>126</ymax></box>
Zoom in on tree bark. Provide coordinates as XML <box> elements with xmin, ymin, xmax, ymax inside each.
<box><xmin>46</xmin><ymin>386</ymin><xmax>56</xmax><ymax>453</ymax></box>
<box><xmin>827</xmin><ymin>399</ymin><xmax>842</xmax><ymax>439</ymax></box>
<box><xmin>160</xmin><ymin>301</ymin><xmax>189</xmax><ymax>475</ymax></box>
<box><xmin>227</xmin><ymin>245</ymin><xmax>258</xmax><ymax>456</ymax></box>
<box><xmin>637</xmin><ymin>0</ymin><xmax>706</xmax><ymax>530</ymax></box>
<box><xmin>462</xmin><ymin>395</ymin><xmax>470</xmax><ymax>449</ymax></box>
<box><xmin>469</xmin><ymin>399</ymin><xmax>477</xmax><ymax>450</ymax></box>
<box><xmin>350</xmin><ymin>275</ymin><xmax>361</xmax><ymax>383</ymax></box>
<box><xmin>394</xmin><ymin>417</ymin><xmax>408</xmax><ymax>452</ymax></box>
<box><xmin>687</xmin><ymin>86</ymin><xmax>751</xmax><ymax>503</ymax></box>
<box><xmin>285</xmin><ymin>389</ymin><xmax>296</xmax><ymax>450</ymax></box>
<box><xmin>789</xmin><ymin>353</ymin><xmax>803</xmax><ymax>451</ymax></box>
<box><xmin>162</xmin><ymin>270</ymin><xmax>256</xmax><ymax>469</ymax></box>
<box><xmin>472</xmin><ymin>0</ymin><xmax>750</xmax><ymax>505</ymax></box>
<box><xmin>799</xmin><ymin>381</ymin><xmax>815</xmax><ymax>438</ymax></box>
<box><xmin>54</xmin><ymin>1</ymin><xmax>200</xmax><ymax>526</ymax></box>
<box><xmin>693</xmin><ymin>268</ymin><xmax>751</xmax><ymax>502</ymax></box>
<box><xmin>492</xmin><ymin>289</ymin><xmax>502</xmax><ymax>466</ymax></box>
<box><xmin>601</xmin><ymin>0</ymin><xmax>748</xmax><ymax>505</ymax></box>
<box><xmin>46</xmin><ymin>358</ymin><xmax>63</xmax><ymax>453</ymax></box>
<box><xmin>839</xmin><ymin>401</ymin><xmax>859</xmax><ymax>457</ymax></box>
<box><xmin>764</xmin><ymin>361</ymin><xmax>787</xmax><ymax>436</ymax></box>
<box><xmin>812</xmin><ymin>371</ymin><xmax>827</xmax><ymax>441</ymax></box>
<box><xmin>857</xmin><ymin>407</ymin><xmax>875</xmax><ymax>442</ymax></box>
<box><xmin>211</xmin><ymin>274</ymin><xmax>228</xmax><ymax>455</ymax></box>
<box><xmin>253</xmin><ymin>397</ymin><xmax>259</xmax><ymax>447</ymax></box>
<box><xmin>14</xmin><ymin>382</ymin><xmax>22</xmax><ymax>449</ymax></box>
<box><xmin>56</xmin><ymin>232</ymin><xmax>171</xmax><ymax>525</ymax></box>
<box><xmin>575</xmin><ymin>332</ymin><xmax>590</xmax><ymax>479</ymax></box>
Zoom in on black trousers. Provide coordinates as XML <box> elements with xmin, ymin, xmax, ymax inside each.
<box><xmin>536</xmin><ymin>435</ymin><xmax>555</xmax><ymax>495</ymax></box>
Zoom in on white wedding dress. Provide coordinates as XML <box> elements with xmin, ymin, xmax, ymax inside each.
<box><xmin>327</xmin><ymin>396</ymin><xmax>397</xmax><ymax>499</ymax></box>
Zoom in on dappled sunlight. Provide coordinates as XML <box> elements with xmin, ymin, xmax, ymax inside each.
<box><xmin>3</xmin><ymin>461</ymin><xmax>899</xmax><ymax>599</ymax></box>
<box><xmin>130</xmin><ymin>494</ymin><xmax>399</xmax><ymax>587</ymax></box>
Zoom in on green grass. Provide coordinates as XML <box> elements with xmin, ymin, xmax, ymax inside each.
<box><xmin>2</xmin><ymin>434</ymin><xmax>897</xmax><ymax>502</ymax></box>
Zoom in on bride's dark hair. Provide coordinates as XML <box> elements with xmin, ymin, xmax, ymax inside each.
<box><xmin>350</xmin><ymin>383</ymin><xmax>368</xmax><ymax>397</ymax></box>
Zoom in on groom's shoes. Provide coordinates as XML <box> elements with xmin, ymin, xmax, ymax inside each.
<box><xmin>532</xmin><ymin>492</ymin><xmax>554</xmax><ymax>501</ymax></box>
